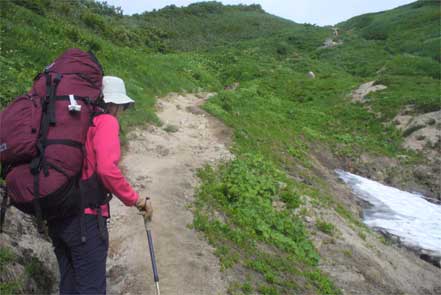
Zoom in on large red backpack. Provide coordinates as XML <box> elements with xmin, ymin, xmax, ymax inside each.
<box><xmin>0</xmin><ymin>48</ymin><xmax>107</xmax><ymax>231</ymax></box>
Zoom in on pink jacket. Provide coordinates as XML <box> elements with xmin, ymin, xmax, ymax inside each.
<box><xmin>83</xmin><ymin>114</ymin><xmax>139</xmax><ymax>216</ymax></box>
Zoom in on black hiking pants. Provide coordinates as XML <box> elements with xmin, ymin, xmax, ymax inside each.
<box><xmin>48</xmin><ymin>214</ymin><xmax>108</xmax><ymax>294</ymax></box>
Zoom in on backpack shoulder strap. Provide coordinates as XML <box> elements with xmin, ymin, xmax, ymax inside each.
<box><xmin>89</xmin><ymin>107</ymin><xmax>106</xmax><ymax>126</ymax></box>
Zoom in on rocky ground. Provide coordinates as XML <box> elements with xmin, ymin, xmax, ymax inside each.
<box><xmin>350</xmin><ymin>81</ymin><xmax>387</xmax><ymax>105</ymax></box>
<box><xmin>0</xmin><ymin>201</ymin><xmax>57</xmax><ymax>294</ymax></box>
<box><xmin>350</xmin><ymin>82</ymin><xmax>440</xmax><ymax>201</ymax></box>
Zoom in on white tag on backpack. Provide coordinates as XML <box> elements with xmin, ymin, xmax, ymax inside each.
<box><xmin>68</xmin><ymin>94</ymin><xmax>81</xmax><ymax>112</ymax></box>
<box><xmin>0</xmin><ymin>143</ymin><xmax>7</xmax><ymax>152</ymax></box>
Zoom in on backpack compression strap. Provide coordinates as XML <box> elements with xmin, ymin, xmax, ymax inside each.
<box><xmin>47</xmin><ymin>71</ymin><xmax>62</xmax><ymax>125</ymax></box>
<box><xmin>29</xmin><ymin>71</ymin><xmax>59</xmax><ymax>232</ymax></box>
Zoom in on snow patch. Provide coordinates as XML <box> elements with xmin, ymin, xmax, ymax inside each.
<box><xmin>336</xmin><ymin>169</ymin><xmax>441</xmax><ymax>258</ymax></box>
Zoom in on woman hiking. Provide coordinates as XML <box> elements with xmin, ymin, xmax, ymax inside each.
<box><xmin>47</xmin><ymin>76</ymin><xmax>153</xmax><ymax>294</ymax></box>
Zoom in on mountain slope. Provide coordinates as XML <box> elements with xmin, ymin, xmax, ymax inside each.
<box><xmin>340</xmin><ymin>0</ymin><xmax>440</xmax><ymax>61</ymax></box>
<box><xmin>0</xmin><ymin>1</ymin><xmax>440</xmax><ymax>294</ymax></box>
<box><xmin>318</xmin><ymin>0</ymin><xmax>440</xmax><ymax>118</ymax></box>
<box><xmin>131</xmin><ymin>2</ymin><xmax>300</xmax><ymax>51</ymax></box>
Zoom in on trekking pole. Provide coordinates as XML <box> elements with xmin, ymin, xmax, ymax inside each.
<box><xmin>144</xmin><ymin>218</ymin><xmax>160</xmax><ymax>295</ymax></box>
<box><xmin>0</xmin><ymin>185</ymin><xmax>8</xmax><ymax>233</ymax></box>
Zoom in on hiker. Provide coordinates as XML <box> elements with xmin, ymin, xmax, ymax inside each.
<box><xmin>1</xmin><ymin>49</ymin><xmax>153</xmax><ymax>294</ymax></box>
<box><xmin>47</xmin><ymin>76</ymin><xmax>153</xmax><ymax>294</ymax></box>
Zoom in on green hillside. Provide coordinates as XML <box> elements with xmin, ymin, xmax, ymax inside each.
<box><xmin>340</xmin><ymin>1</ymin><xmax>440</xmax><ymax>61</ymax></box>
<box><xmin>131</xmin><ymin>2</ymin><xmax>299</xmax><ymax>51</ymax></box>
<box><xmin>319</xmin><ymin>0</ymin><xmax>440</xmax><ymax>118</ymax></box>
<box><xmin>1</xmin><ymin>0</ymin><xmax>440</xmax><ymax>294</ymax></box>
<box><xmin>0</xmin><ymin>0</ymin><xmax>223</xmax><ymax>128</ymax></box>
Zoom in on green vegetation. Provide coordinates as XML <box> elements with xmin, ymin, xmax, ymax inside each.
<box><xmin>325</xmin><ymin>0</ymin><xmax>440</xmax><ymax>117</ymax></box>
<box><xmin>316</xmin><ymin>220</ymin><xmax>336</xmax><ymax>235</ymax></box>
<box><xmin>0</xmin><ymin>247</ymin><xmax>20</xmax><ymax>293</ymax></box>
<box><xmin>340</xmin><ymin>1</ymin><xmax>440</xmax><ymax>61</ymax></box>
<box><xmin>0</xmin><ymin>246</ymin><xmax>54</xmax><ymax>294</ymax></box>
<box><xmin>1</xmin><ymin>0</ymin><xmax>439</xmax><ymax>293</ymax></box>
<box><xmin>194</xmin><ymin>155</ymin><xmax>339</xmax><ymax>294</ymax></box>
<box><xmin>0</xmin><ymin>246</ymin><xmax>15</xmax><ymax>265</ymax></box>
<box><xmin>132</xmin><ymin>2</ymin><xmax>295</xmax><ymax>51</ymax></box>
<box><xmin>358</xmin><ymin>231</ymin><xmax>367</xmax><ymax>241</ymax></box>
<box><xmin>25</xmin><ymin>256</ymin><xmax>55</xmax><ymax>292</ymax></box>
<box><xmin>0</xmin><ymin>280</ymin><xmax>21</xmax><ymax>294</ymax></box>
<box><xmin>164</xmin><ymin>124</ymin><xmax>179</xmax><ymax>133</ymax></box>
<box><xmin>0</xmin><ymin>0</ymin><xmax>221</xmax><ymax>128</ymax></box>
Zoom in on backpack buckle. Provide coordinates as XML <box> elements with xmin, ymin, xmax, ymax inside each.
<box><xmin>30</xmin><ymin>157</ymin><xmax>41</xmax><ymax>175</ymax></box>
<box><xmin>54</xmin><ymin>73</ymin><xmax>62</xmax><ymax>83</ymax></box>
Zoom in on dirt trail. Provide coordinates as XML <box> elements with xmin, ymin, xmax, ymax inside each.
<box><xmin>107</xmin><ymin>93</ymin><xmax>232</xmax><ymax>295</ymax></box>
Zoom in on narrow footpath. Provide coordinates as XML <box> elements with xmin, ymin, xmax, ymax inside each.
<box><xmin>107</xmin><ymin>93</ymin><xmax>232</xmax><ymax>295</ymax></box>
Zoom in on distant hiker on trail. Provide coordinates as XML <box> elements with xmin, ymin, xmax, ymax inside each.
<box><xmin>47</xmin><ymin>76</ymin><xmax>153</xmax><ymax>294</ymax></box>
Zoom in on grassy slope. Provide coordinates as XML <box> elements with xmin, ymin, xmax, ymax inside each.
<box><xmin>0</xmin><ymin>1</ymin><xmax>221</xmax><ymax>128</ymax></box>
<box><xmin>192</xmin><ymin>4</ymin><xmax>439</xmax><ymax>293</ymax></box>
<box><xmin>130</xmin><ymin>2</ymin><xmax>298</xmax><ymax>51</ymax></box>
<box><xmin>1</xmin><ymin>1</ymin><xmax>439</xmax><ymax>294</ymax></box>
<box><xmin>340</xmin><ymin>1</ymin><xmax>440</xmax><ymax>61</ymax></box>
<box><xmin>321</xmin><ymin>0</ymin><xmax>440</xmax><ymax>118</ymax></box>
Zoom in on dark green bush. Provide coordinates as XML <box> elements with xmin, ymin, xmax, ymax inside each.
<box><xmin>13</xmin><ymin>0</ymin><xmax>49</xmax><ymax>15</ymax></box>
<box><xmin>411</xmin><ymin>1</ymin><xmax>439</xmax><ymax>9</ymax></box>
<box><xmin>316</xmin><ymin>220</ymin><xmax>336</xmax><ymax>235</ymax></box>
<box><xmin>386</xmin><ymin>54</ymin><xmax>440</xmax><ymax>79</ymax></box>
<box><xmin>105</xmin><ymin>26</ymin><xmax>141</xmax><ymax>47</ymax></box>
<box><xmin>80</xmin><ymin>11</ymin><xmax>106</xmax><ymax>32</ymax></box>
<box><xmin>187</xmin><ymin>2</ymin><xmax>224</xmax><ymax>15</ymax></box>
<box><xmin>276</xmin><ymin>44</ymin><xmax>288</xmax><ymax>56</ymax></box>
<box><xmin>362</xmin><ymin>23</ymin><xmax>390</xmax><ymax>40</ymax></box>
<box><xmin>86</xmin><ymin>0</ymin><xmax>123</xmax><ymax>17</ymax></box>
<box><xmin>344</xmin><ymin>14</ymin><xmax>373</xmax><ymax>29</ymax></box>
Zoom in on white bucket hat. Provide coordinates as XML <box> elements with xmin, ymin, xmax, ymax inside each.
<box><xmin>102</xmin><ymin>76</ymin><xmax>135</xmax><ymax>104</ymax></box>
